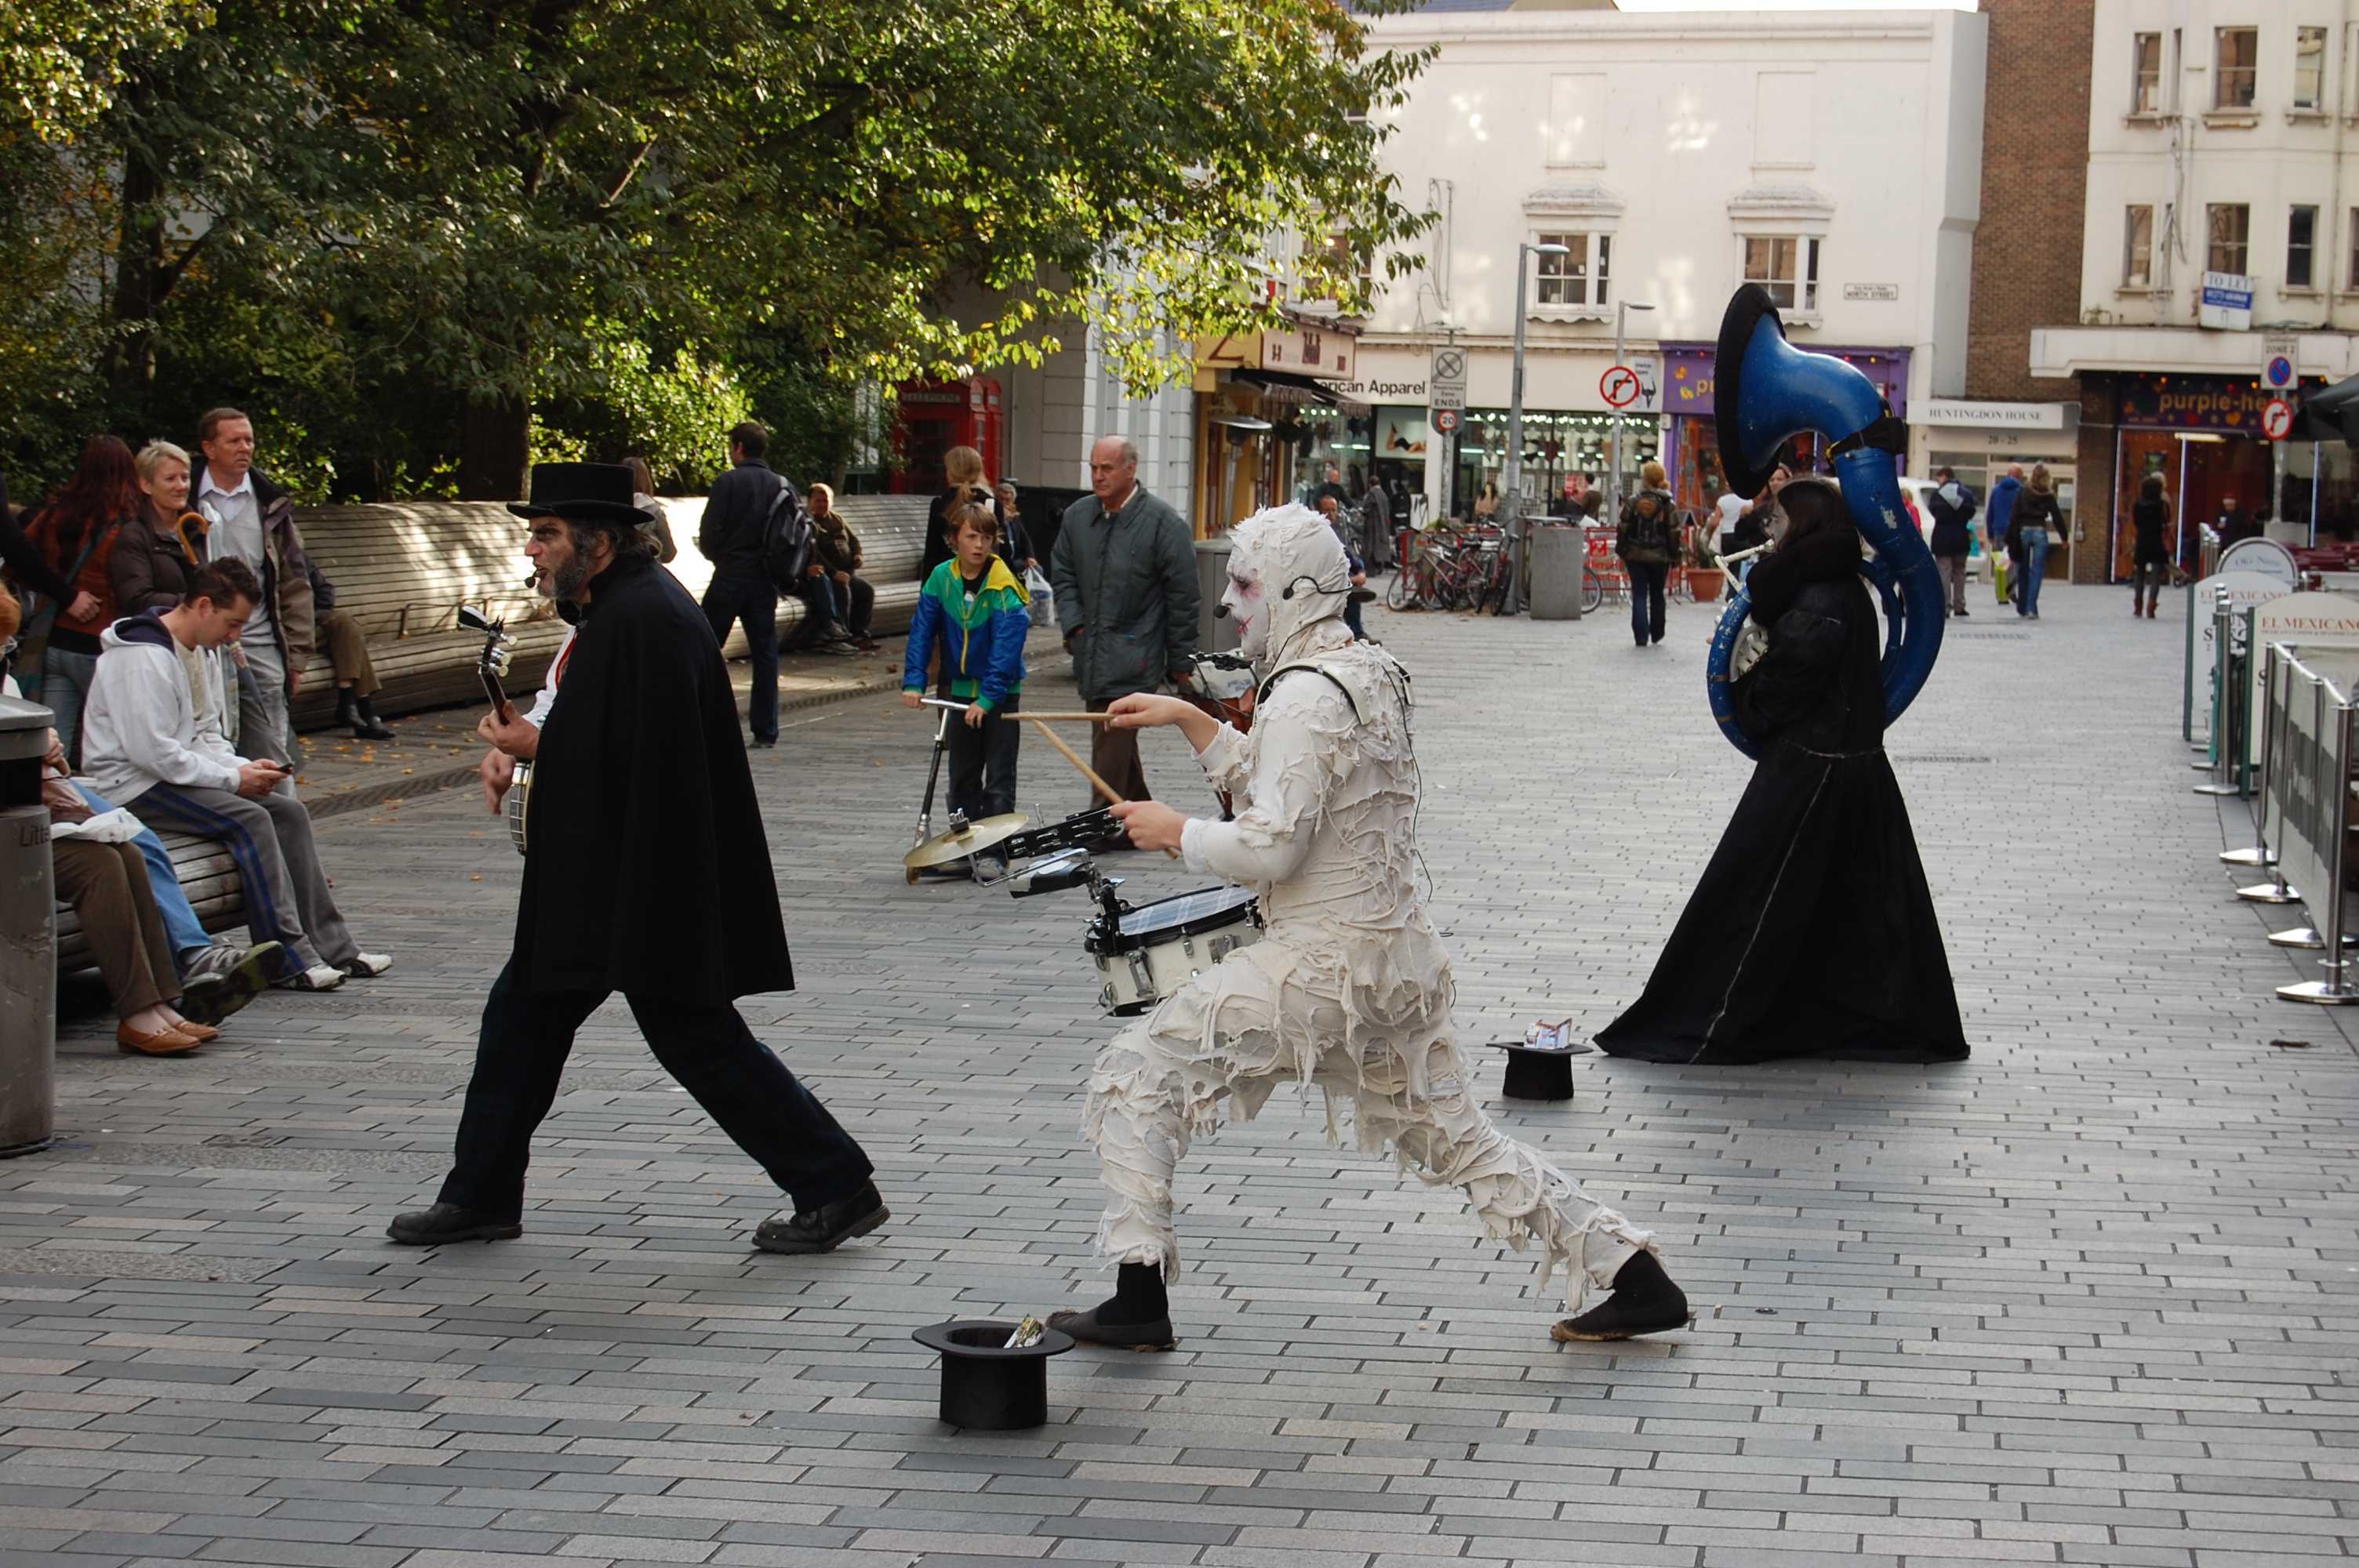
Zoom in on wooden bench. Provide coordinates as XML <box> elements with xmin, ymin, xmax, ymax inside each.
<box><xmin>286</xmin><ymin>493</ymin><xmax>934</xmax><ymax>727</ymax></box>
<box><xmin>57</xmin><ymin>493</ymin><xmax>938</xmax><ymax>964</ymax></box>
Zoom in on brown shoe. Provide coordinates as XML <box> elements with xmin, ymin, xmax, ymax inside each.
<box><xmin>117</xmin><ymin>1022</ymin><xmax>203</xmax><ymax>1055</ymax></box>
<box><xmin>169</xmin><ymin>1018</ymin><xmax>220</xmax><ymax>1043</ymax></box>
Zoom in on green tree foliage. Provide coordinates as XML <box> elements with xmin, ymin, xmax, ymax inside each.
<box><xmin>1</xmin><ymin>0</ymin><xmax>1429</xmax><ymax>501</ymax></box>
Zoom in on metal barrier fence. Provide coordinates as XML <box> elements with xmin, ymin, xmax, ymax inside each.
<box><xmin>2194</xmin><ymin>590</ymin><xmax>2252</xmax><ymax>797</ymax></box>
<box><xmin>2261</xmin><ymin>645</ymin><xmax>2359</xmax><ymax>1004</ymax></box>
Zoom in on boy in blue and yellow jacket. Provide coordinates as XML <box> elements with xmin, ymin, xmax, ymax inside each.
<box><xmin>902</xmin><ymin>498</ymin><xmax>1029</xmax><ymax>876</ymax></box>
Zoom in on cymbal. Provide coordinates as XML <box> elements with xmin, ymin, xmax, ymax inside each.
<box><xmin>902</xmin><ymin>812</ymin><xmax>1032</xmax><ymax>869</ymax></box>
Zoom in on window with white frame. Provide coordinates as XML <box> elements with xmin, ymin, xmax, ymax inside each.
<box><xmin>2132</xmin><ymin>32</ymin><xmax>2164</xmax><ymax>114</ymax></box>
<box><xmin>1742</xmin><ymin>234</ymin><xmax>1819</xmax><ymax>313</ymax></box>
<box><xmin>2124</xmin><ymin>205</ymin><xmax>2154</xmax><ymax>288</ymax></box>
<box><xmin>1535</xmin><ymin>232</ymin><xmax>1610</xmax><ymax>309</ymax></box>
<box><xmin>2289</xmin><ymin>205</ymin><xmax>2320</xmax><ymax>289</ymax></box>
<box><xmin>2296</xmin><ymin>27</ymin><xmax>2328</xmax><ymax>110</ymax></box>
<box><xmin>2207</xmin><ymin>203</ymin><xmax>2250</xmax><ymax>274</ymax></box>
<box><xmin>2215</xmin><ymin>27</ymin><xmax>2258</xmax><ymax>110</ymax></box>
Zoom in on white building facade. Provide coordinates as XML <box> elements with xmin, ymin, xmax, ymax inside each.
<box><xmin>1347</xmin><ymin>5</ymin><xmax>1990</xmax><ymax>529</ymax></box>
<box><xmin>2031</xmin><ymin>0</ymin><xmax>2359</xmax><ymax>577</ymax></box>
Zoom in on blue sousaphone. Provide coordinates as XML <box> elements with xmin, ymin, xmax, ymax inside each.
<box><xmin>1705</xmin><ymin>285</ymin><xmax>1944</xmax><ymax>757</ymax></box>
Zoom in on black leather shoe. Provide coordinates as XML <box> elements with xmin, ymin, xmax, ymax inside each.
<box><xmin>1047</xmin><ymin>1305</ymin><xmax>1177</xmax><ymax>1351</ymax></box>
<box><xmin>386</xmin><ymin>1203</ymin><xmax>522</xmax><ymax>1246</ymax></box>
<box><xmin>751</xmin><ymin>1181</ymin><xmax>887</xmax><ymax>1254</ymax></box>
<box><xmin>1550</xmin><ymin>1250</ymin><xmax>1692</xmax><ymax>1342</ymax></box>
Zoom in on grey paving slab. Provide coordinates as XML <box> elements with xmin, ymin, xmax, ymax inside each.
<box><xmin>8</xmin><ymin>581</ymin><xmax>2359</xmax><ymax>1566</ymax></box>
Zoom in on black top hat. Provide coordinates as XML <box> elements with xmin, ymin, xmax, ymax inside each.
<box><xmin>507</xmin><ymin>462</ymin><xmax>654</xmax><ymax>529</ymax></box>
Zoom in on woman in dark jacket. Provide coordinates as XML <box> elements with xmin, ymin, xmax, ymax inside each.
<box><xmin>1615</xmin><ymin>459</ymin><xmax>1680</xmax><ymax>648</ymax></box>
<box><xmin>2008</xmin><ymin>463</ymin><xmax>2064</xmax><ymax>619</ymax></box>
<box><xmin>114</xmin><ymin>440</ymin><xmax>210</xmax><ymax>615</ymax></box>
<box><xmin>2130</xmin><ymin>473</ymin><xmax>2170</xmax><ymax>620</ymax></box>
<box><xmin>23</xmin><ymin>435</ymin><xmax>140</xmax><ymax>765</ymax></box>
<box><xmin>1597</xmin><ymin>477</ymin><xmax>1965</xmax><ymax>1065</ymax></box>
<box><xmin>922</xmin><ymin>445</ymin><xmax>1009</xmax><ymax>581</ymax></box>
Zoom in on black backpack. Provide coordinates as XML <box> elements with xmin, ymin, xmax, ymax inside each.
<box><xmin>759</xmin><ymin>477</ymin><xmax>812</xmax><ymax>590</ymax></box>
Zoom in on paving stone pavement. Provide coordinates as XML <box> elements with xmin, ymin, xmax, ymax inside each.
<box><xmin>5</xmin><ymin>580</ymin><xmax>2356</xmax><ymax>1568</ymax></box>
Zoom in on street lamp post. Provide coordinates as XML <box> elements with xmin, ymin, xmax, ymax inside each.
<box><xmin>1502</xmin><ymin>241</ymin><xmax>1568</xmax><ymax>616</ymax></box>
<box><xmin>1606</xmin><ymin>299</ymin><xmax>1657</xmax><ymax>536</ymax></box>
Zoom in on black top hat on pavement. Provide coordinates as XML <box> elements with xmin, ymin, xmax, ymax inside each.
<box><xmin>507</xmin><ymin>462</ymin><xmax>654</xmax><ymax>530</ymax></box>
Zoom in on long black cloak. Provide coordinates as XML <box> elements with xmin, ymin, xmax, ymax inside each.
<box><xmin>514</xmin><ymin>552</ymin><xmax>794</xmax><ymax>1003</ymax></box>
<box><xmin>1597</xmin><ymin>529</ymin><xmax>1965</xmax><ymax>1065</ymax></box>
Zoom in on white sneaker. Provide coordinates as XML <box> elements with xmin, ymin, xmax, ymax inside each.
<box><xmin>341</xmin><ymin>953</ymin><xmax>394</xmax><ymax>978</ymax></box>
<box><xmin>279</xmin><ymin>963</ymin><xmax>346</xmax><ymax>992</ymax></box>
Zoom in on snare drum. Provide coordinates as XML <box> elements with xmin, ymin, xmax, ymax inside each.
<box><xmin>1085</xmin><ymin>884</ymin><xmax>1263</xmax><ymax>1015</ymax></box>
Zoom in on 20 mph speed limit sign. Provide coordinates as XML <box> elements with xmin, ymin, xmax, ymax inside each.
<box><xmin>1600</xmin><ymin>365</ymin><xmax>1643</xmax><ymax>408</ymax></box>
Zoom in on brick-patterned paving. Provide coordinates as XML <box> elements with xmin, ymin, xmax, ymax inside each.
<box><xmin>2</xmin><ymin>584</ymin><xmax>2354</xmax><ymax>1567</ymax></box>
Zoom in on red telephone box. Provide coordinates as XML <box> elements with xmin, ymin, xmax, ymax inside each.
<box><xmin>891</xmin><ymin>378</ymin><xmax>1004</xmax><ymax>493</ymax></box>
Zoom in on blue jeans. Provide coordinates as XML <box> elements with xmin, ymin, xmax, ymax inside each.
<box><xmin>42</xmin><ymin>646</ymin><xmax>97</xmax><ymax>769</ymax></box>
<box><xmin>73</xmin><ymin>782</ymin><xmax>211</xmax><ymax>968</ymax></box>
<box><xmin>2016</xmin><ymin>529</ymin><xmax>2049</xmax><ymax>616</ymax></box>
<box><xmin>700</xmin><ymin>573</ymin><xmax>780</xmax><ymax>742</ymax></box>
<box><xmin>1627</xmin><ymin>560</ymin><xmax>1670</xmax><ymax>644</ymax></box>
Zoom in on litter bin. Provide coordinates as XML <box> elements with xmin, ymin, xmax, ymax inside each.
<box><xmin>0</xmin><ymin>694</ymin><xmax>56</xmax><ymax>1157</ymax></box>
<box><xmin>1194</xmin><ymin>536</ymin><xmax>1238</xmax><ymax>655</ymax></box>
<box><xmin>1529</xmin><ymin>523</ymin><xmax>1587</xmax><ymax>621</ymax></box>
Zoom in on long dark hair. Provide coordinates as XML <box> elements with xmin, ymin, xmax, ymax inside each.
<box><xmin>37</xmin><ymin>435</ymin><xmax>138</xmax><ymax>567</ymax></box>
<box><xmin>1774</xmin><ymin>476</ymin><xmax>1856</xmax><ymax>552</ymax></box>
<box><xmin>2139</xmin><ymin>474</ymin><xmax>2165</xmax><ymax>503</ymax></box>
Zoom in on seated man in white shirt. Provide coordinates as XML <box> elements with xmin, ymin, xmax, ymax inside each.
<box><xmin>81</xmin><ymin>558</ymin><xmax>389</xmax><ymax>993</ymax></box>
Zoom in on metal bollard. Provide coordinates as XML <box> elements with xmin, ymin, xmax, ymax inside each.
<box><xmin>2196</xmin><ymin>590</ymin><xmax>2245</xmax><ymax>794</ymax></box>
<box><xmin>2223</xmin><ymin>641</ymin><xmax>2281</xmax><ymax>866</ymax></box>
<box><xmin>0</xmin><ymin>695</ymin><xmax>56</xmax><ymax>1157</ymax></box>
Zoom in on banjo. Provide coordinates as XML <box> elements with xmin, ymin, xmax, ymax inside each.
<box><xmin>458</xmin><ymin>607</ymin><xmax>532</xmax><ymax>855</ymax></box>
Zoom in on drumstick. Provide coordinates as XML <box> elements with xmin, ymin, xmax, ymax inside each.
<box><xmin>1027</xmin><ymin>718</ymin><xmax>1180</xmax><ymax>859</ymax></box>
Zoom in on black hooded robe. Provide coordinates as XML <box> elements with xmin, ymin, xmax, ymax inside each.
<box><xmin>1596</xmin><ymin>529</ymin><xmax>1966</xmax><ymax>1065</ymax></box>
<box><xmin>514</xmin><ymin>552</ymin><xmax>793</xmax><ymax>1002</ymax></box>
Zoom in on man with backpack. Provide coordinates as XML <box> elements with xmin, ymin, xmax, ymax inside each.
<box><xmin>697</xmin><ymin>421</ymin><xmax>822</xmax><ymax>750</ymax></box>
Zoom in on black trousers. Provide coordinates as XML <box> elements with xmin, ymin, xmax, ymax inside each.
<box><xmin>1628</xmin><ymin>559</ymin><xmax>1670</xmax><ymax>644</ymax></box>
<box><xmin>830</xmin><ymin>575</ymin><xmax>876</xmax><ymax>638</ymax></box>
<box><xmin>947</xmin><ymin>689</ymin><xmax>1021</xmax><ymax>822</ymax></box>
<box><xmin>701</xmin><ymin>573</ymin><xmax>780</xmax><ymax>742</ymax></box>
<box><xmin>437</xmin><ymin>957</ymin><xmax>874</xmax><ymax>1221</ymax></box>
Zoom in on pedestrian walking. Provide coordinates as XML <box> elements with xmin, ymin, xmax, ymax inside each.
<box><xmin>18</xmin><ymin>435</ymin><xmax>140</xmax><ymax>765</ymax></box>
<box><xmin>696</xmin><ymin>421</ymin><xmax>788</xmax><ymax>747</ymax></box>
<box><xmin>191</xmin><ymin>408</ymin><xmax>315</xmax><ymax>768</ymax></box>
<box><xmin>2009</xmin><ymin>463</ymin><xmax>2063</xmax><ymax>619</ymax></box>
<box><xmin>1986</xmin><ymin>463</ymin><xmax>2023</xmax><ymax>607</ymax></box>
<box><xmin>2131</xmin><ymin>474</ymin><xmax>2171</xmax><ymax>619</ymax></box>
<box><xmin>1050</xmin><ymin>436</ymin><xmax>1199</xmax><ymax>833</ymax></box>
<box><xmin>1926</xmin><ymin>466</ymin><xmax>1978</xmax><ymax>617</ymax></box>
<box><xmin>389</xmin><ymin>462</ymin><xmax>885</xmax><ymax>1255</ymax></box>
<box><xmin>1616</xmin><ymin>460</ymin><xmax>1678</xmax><ymax>647</ymax></box>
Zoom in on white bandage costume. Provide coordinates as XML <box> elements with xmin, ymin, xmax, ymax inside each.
<box><xmin>1085</xmin><ymin>506</ymin><xmax>1656</xmax><ymax>1309</ymax></box>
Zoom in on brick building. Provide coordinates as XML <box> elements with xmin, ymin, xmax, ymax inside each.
<box><xmin>1916</xmin><ymin>0</ymin><xmax>2097</xmax><ymax>579</ymax></box>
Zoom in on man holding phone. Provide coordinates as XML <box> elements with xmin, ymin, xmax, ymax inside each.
<box><xmin>82</xmin><ymin>558</ymin><xmax>389</xmax><ymax>993</ymax></box>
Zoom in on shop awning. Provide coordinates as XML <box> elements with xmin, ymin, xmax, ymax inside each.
<box><xmin>1231</xmin><ymin>368</ymin><xmax>1372</xmax><ymax>416</ymax></box>
<box><xmin>2294</xmin><ymin>372</ymin><xmax>2359</xmax><ymax>447</ymax></box>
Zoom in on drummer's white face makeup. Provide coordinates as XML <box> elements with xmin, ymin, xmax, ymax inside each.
<box><xmin>1224</xmin><ymin>569</ymin><xmax>1269</xmax><ymax>659</ymax></box>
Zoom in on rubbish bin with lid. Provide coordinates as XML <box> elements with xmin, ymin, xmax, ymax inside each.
<box><xmin>1529</xmin><ymin>522</ymin><xmax>1588</xmax><ymax>620</ymax></box>
<box><xmin>1194</xmin><ymin>536</ymin><xmax>1238</xmax><ymax>655</ymax></box>
<box><xmin>0</xmin><ymin>694</ymin><xmax>56</xmax><ymax>1157</ymax></box>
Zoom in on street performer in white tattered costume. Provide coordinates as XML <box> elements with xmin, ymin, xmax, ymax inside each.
<box><xmin>1052</xmin><ymin>504</ymin><xmax>1690</xmax><ymax>1349</ymax></box>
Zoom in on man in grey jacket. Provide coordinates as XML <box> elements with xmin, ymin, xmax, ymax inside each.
<box><xmin>1052</xmin><ymin>437</ymin><xmax>1199</xmax><ymax>812</ymax></box>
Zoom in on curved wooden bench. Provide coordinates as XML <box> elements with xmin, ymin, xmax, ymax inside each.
<box><xmin>285</xmin><ymin>494</ymin><xmax>933</xmax><ymax>728</ymax></box>
<box><xmin>53</xmin><ymin>829</ymin><xmax>247</xmax><ymax>969</ymax></box>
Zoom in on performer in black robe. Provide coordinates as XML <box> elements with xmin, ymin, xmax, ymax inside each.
<box><xmin>1598</xmin><ymin>477</ymin><xmax>1966</xmax><ymax>1065</ymax></box>
<box><xmin>389</xmin><ymin>462</ymin><xmax>888</xmax><ymax>1251</ymax></box>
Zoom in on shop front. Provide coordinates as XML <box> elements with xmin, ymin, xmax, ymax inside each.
<box><xmin>1657</xmin><ymin>344</ymin><xmax>1912</xmax><ymax>519</ymax></box>
<box><xmin>2096</xmin><ymin>372</ymin><xmax>2332</xmax><ymax>582</ymax></box>
<box><xmin>1191</xmin><ymin>314</ymin><xmax>1362</xmax><ymax>536</ymax></box>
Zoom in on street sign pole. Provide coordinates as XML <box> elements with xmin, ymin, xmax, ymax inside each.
<box><xmin>2263</xmin><ymin>337</ymin><xmax>2299</xmax><ymax>544</ymax></box>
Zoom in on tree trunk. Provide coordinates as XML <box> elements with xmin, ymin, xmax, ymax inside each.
<box><xmin>457</xmin><ymin>394</ymin><xmax>531</xmax><ymax>500</ymax></box>
<box><xmin>105</xmin><ymin>98</ymin><xmax>165</xmax><ymax>399</ymax></box>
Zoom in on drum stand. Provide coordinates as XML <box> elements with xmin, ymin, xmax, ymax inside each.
<box><xmin>907</xmin><ymin>706</ymin><xmax>968</xmax><ymax>884</ymax></box>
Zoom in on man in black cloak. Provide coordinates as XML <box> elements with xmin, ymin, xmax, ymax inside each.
<box><xmin>1597</xmin><ymin>477</ymin><xmax>1967</xmax><ymax>1065</ymax></box>
<box><xmin>389</xmin><ymin>463</ymin><xmax>887</xmax><ymax>1252</ymax></box>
